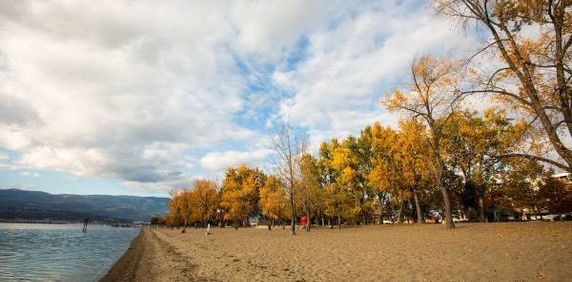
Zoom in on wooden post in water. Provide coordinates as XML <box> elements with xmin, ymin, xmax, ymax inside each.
<box><xmin>82</xmin><ymin>218</ymin><xmax>89</xmax><ymax>233</ymax></box>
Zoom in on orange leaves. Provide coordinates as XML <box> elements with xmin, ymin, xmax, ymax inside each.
<box><xmin>167</xmin><ymin>179</ymin><xmax>220</xmax><ymax>226</ymax></box>
<box><xmin>382</xmin><ymin>55</ymin><xmax>462</xmax><ymax>124</ymax></box>
<box><xmin>220</xmin><ymin>164</ymin><xmax>266</xmax><ymax>221</ymax></box>
<box><xmin>259</xmin><ymin>176</ymin><xmax>290</xmax><ymax>221</ymax></box>
<box><xmin>492</xmin><ymin>0</ymin><xmax>545</xmax><ymax>26</ymax></box>
<box><xmin>192</xmin><ymin>179</ymin><xmax>219</xmax><ymax>223</ymax></box>
<box><xmin>383</xmin><ymin>89</ymin><xmax>407</xmax><ymax>113</ymax></box>
<box><xmin>367</xmin><ymin>119</ymin><xmax>432</xmax><ymax>201</ymax></box>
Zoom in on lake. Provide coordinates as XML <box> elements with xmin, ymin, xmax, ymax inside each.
<box><xmin>0</xmin><ymin>223</ymin><xmax>139</xmax><ymax>281</ymax></box>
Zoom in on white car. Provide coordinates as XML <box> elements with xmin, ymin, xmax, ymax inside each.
<box><xmin>541</xmin><ymin>214</ymin><xmax>556</xmax><ymax>221</ymax></box>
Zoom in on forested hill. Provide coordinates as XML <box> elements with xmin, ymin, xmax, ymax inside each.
<box><xmin>0</xmin><ymin>189</ymin><xmax>169</xmax><ymax>223</ymax></box>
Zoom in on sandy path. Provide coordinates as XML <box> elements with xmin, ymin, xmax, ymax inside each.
<box><xmin>103</xmin><ymin>222</ymin><xmax>572</xmax><ymax>281</ymax></box>
<box><xmin>100</xmin><ymin>229</ymin><xmax>202</xmax><ymax>281</ymax></box>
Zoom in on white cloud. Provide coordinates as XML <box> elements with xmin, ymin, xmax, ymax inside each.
<box><xmin>19</xmin><ymin>171</ymin><xmax>39</xmax><ymax>178</ymax></box>
<box><xmin>0</xmin><ymin>1</ymin><xmax>478</xmax><ymax>193</ymax></box>
<box><xmin>275</xmin><ymin>1</ymin><xmax>476</xmax><ymax>147</ymax></box>
<box><xmin>0</xmin><ymin>1</ymin><xmax>255</xmax><ymax>186</ymax></box>
<box><xmin>0</xmin><ymin>153</ymin><xmax>9</xmax><ymax>160</ymax></box>
<box><xmin>201</xmin><ymin>149</ymin><xmax>273</xmax><ymax>172</ymax></box>
<box><xmin>231</xmin><ymin>0</ymin><xmax>334</xmax><ymax>62</ymax></box>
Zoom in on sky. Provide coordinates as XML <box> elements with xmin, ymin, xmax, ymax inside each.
<box><xmin>0</xmin><ymin>0</ymin><xmax>479</xmax><ymax>197</ymax></box>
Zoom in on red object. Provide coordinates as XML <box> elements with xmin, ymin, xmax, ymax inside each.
<box><xmin>300</xmin><ymin>216</ymin><xmax>307</xmax><ymax>225</ymax></box>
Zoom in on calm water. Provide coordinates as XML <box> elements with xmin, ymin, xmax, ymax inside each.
<box><xmin>0</xmin><ymin>223</ymin><xmax>139</xmax><ymax>281</ymax></box>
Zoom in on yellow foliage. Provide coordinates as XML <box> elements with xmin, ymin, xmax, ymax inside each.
<box><xmin>259</xmin><ymin>176</ymin><xmax>290</xmax><ymax>221</ymax></box>
<box><xmin>220</xmin><ymin>164</ymin><xmax>265</xmax><ymax>222</ymax></box>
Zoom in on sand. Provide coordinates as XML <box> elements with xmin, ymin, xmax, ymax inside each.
<box><xmin>101</xmin><ymin>222</ymin><xmax>572</xmax><ymax>281</ymax></box>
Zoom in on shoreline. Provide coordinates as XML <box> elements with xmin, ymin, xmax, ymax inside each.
<box><xmin>99</xmin><ymin>229</ymin><xmax>144</xmax><ymax>282</ymax></box>
<box><xmin>100</xmin><ymin>228</ymin><xmax>199</xmax><ymax>282</ymax></box>
<box><xmin>100</xmin><ymin>222</ymin><xmax>572</xmax><ymax>281</ymax></box>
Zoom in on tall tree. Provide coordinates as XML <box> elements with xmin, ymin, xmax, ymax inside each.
<box><xmin>180</xmin><ymin>190</ymin><xmax>193</xmax><ymax>233</ymax></box>
<box><xmin>398</xmin><ymin>120</ymin><xmax>434</xmax><ymax>224</ymax></box>
<box><xmin>384</xmin><ymin>55</ymin><xmax>464</xmax><ymax>229</ymax></box>
<box><xmin>434</xmin><ymin>0</ymin><xmax>572</xmax><ymax>171</ymax></box>
<box><xmin>259</xmin><ymin>175</ymin><xmax>290</xmax><ymax>230</ymax></box>
<box><xmin>441</xmin><ymin>109</ymin><xmax>520</xmax><ymax>221</ymax></box>
<box><xmin>271</xmin><ymin>122</ymin><xmax>305</xmax><ymax>235</ymax></box>
<box><xmin>298</xmin><ymin>153</ymin><xmax>323</xmax><ymax>231</ymax></box>
<box><xmin>167</xmin><ymin>189</ymin><xmax>184</xmax><ymax>228</ymax></box>
<box><xmin>318</xmin><ymin>139</ymin><xmax>352</xmax><ymax>229</ymax></box>
<box><xmin>331</xmin><ymin>137</ymin><xmax>368</xmax><ymax>224</ymax></box>
<box><xmin>220</xmin><ymin>164</ymin><xmax>265</xmax><ymax>229</ymax></box>
<box><xmin>192</xmin><ymin>179</ymin><xmax>220</xmax><ymax>227</ymax></box>
<box><xmin>502</xmin><ymin>159</ymin><xmax>548</xmax><ymax>219</ymax></box>
<box><xmin>368</xmin><ymin>122</ymin><xmax>400</xmax><ymax>223</ymax></box>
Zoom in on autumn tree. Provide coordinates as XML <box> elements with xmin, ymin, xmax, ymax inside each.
<box><xmin>180</xmin><ymin>190</ymin><xmax>193</xmax><ymax>233</ymax></box>
<box><xmin>368</xmin><ymin>123</ymin><xmax>401</xmax><ymax>223</ymax></box>
<box><xmin>398</xmin><ymin>119</ymin><xmax>434</xmax><ymax>224</ymax></box>
<box><xmin>220</xmin><ymin>164</ymin><xmax>266</xmax><ymax>229</ymax></box>
<box><xmin>167</xmin><ymin>189</ymin><xmax>184</xmax><ymax>228</ymax></box>
<box><xmin>297</xmin><ymin>153</ymin><xmax>324</xmax><ymax>231</ymax></box>
<box><xmin>502</xmin><ymin>159</ymin><xmax>548</xmax><ymax>219</ymax></box>
<box><xmin>259</xmin><ymin>175</ymin><xmax>290</xmax><ymax>230</ymax></box>
<box><xmin>434</xmin><ymin>0</ymin><xmax>572</xmax><ymax>172</ymax></box>
<box><xmin>355</xmin><ymin>127</ymin><xmax>376</xmax><ymax>224</ymax></box>
<box><xmin>318</xmin><ymin>139</ymin><xmax>349</xmax><ymax>229</ymax></box>
<box><xmin>441</xmin><ymin>109</ymin><xmax>523</xmax><ymax>221</ymax></box>
<box><xmin>384</xmin><ymin>55</ymin><xmax>463</xmax><ymax>229</ymax></box>
<box><xmin>331</xmin><ymin>137</ymin><xmax>368</xmax><ymax>224</ymax></box>
<box><xmin>192</xmin><ymin>179</ymin><xmax>220</xmax><ymax>227</ymax></box>
<box><xmin>539</xmin><ymin>176</ymin><xmax>572</xmax><ymax>216</ymax></box>
<box><xmin>271</xmin><ymin>122</ymin><xmax>305</xmax><ymax>235</ymax></box>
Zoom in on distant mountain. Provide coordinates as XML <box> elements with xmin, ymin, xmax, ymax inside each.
<box><xmin>0</xmin><ymin>189</ymin><xmax>169</xmax><ymax>223</ymax></box>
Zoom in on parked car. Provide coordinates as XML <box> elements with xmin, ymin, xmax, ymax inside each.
<box><xmin>541</xmin><ymin>214</ymin><xmax>559</xmax><ymax>221</ymax></box>
<box><xmin>452</xmin><ymin>216</ymin><xmax>468</xmax><ymax>223</ymax></box>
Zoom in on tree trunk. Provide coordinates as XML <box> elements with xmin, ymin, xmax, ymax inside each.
<box><xmin>337</xmin><ymin>214</ymin><xmax>342</xmax><ymax>230</ymax></box>
<box><xmin>290</xmin><ymin>188</ymin><xmax>296</xmax><ymax>235</ymax></box>
<box><xmin>378</xmin><ymin>193</ymin><xmax>385</xmax><ymax>224</ymax></box>
<box><xmin>396</xmin><ymin>200</ymin><xmax>404</xmax><ymax>224</ymax></box>
<box><xmin>413</xmin><ymin>190</ymin><xmax>424</xmax><ymax>224</ymax></box>
<box><xmin>306</xmin><ymin>210</ymin><xmax>311</xmax><ymax>232</ymax></box>
<box><xmin>435</xmin><ymin>154</ymin><xmax>455</xmax><ymax>229</ymax></box>
<box><xmin>440</xmin><ymin>183</ymin><xmax>455</xmax><ymax>228</ymax></box>
<box><xmin>429</xmin><ymin>123</ymin><xmax>455</xmax><ymax>229</ymax></box>
<box><xmin>478</xmin><ymin>197</ymin><xmax>485</xmax><ymax>223</ymax></box>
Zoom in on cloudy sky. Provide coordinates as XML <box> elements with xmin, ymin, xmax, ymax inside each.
<box><xmin>0</xmin><ymin>0</ymin><xmax>478</xmax><ymax>196</ymax></box>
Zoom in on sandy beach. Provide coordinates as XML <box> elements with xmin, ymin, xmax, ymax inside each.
<box><xmin>101</xmin><ymin>222</ymin><xmax>572</xmax><ymax>281</ymax></box>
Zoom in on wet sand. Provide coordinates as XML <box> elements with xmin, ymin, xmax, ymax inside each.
<box><xmin>101</xmin><ymin>222</ymin><xmax>572</xmax><ymax>281</ymax></box>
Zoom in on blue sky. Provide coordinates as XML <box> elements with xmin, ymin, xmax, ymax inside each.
<box><xmin>0</xmin><ymin>0</ymin><xmax>477</xmax><ymax>197</ymax></box>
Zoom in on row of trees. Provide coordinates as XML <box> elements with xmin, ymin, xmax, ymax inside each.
<box><xmin>165</xmin><ymin>112</ymin><xmax>571</xmax><ymax>232</ymax></box>
<box><xmin>166</xmin><ymin>0</ymin><xmax>572</xmax><ymax>231</ymax></box>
